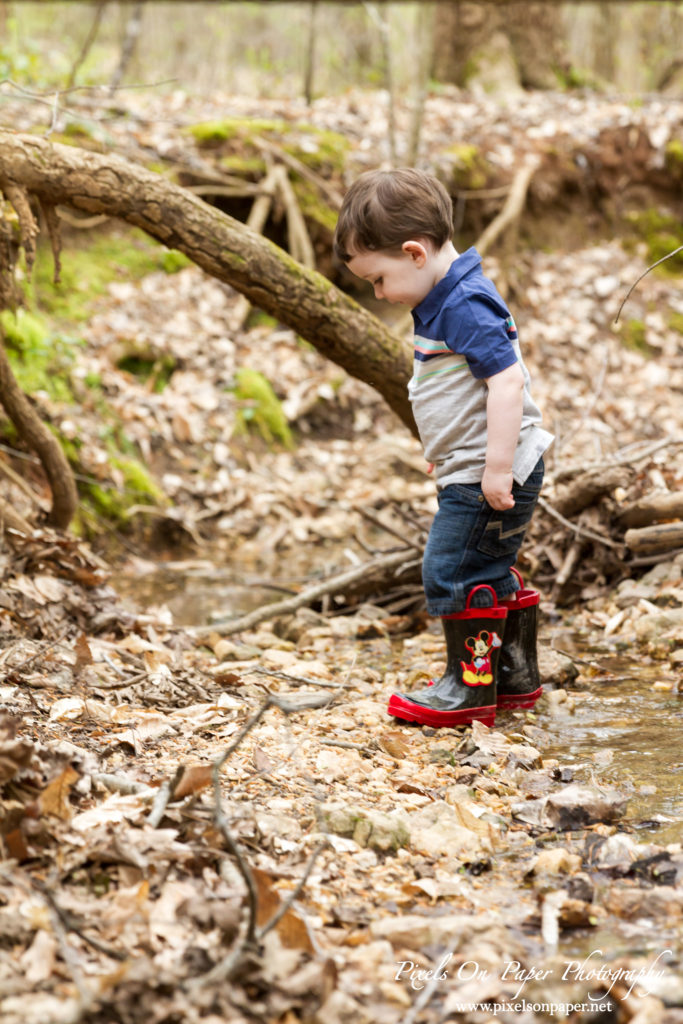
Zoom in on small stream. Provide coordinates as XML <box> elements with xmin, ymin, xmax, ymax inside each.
<box><xmin>113</xmin><ymin>560</ymin><xmax>682</xmax><ymax>847</ymax></box>
<box><xmin>541</xmin><ymin>648</ymin><xmax>682</xmax><ymax>848</ymax></box>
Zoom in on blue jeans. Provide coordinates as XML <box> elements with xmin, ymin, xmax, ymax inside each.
<box><xmin>422</xmin><ymin>458</ymin><xmax>544</xmax><ymax>615</ymax></box>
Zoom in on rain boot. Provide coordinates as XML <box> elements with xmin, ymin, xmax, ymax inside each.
<box><xmin>497</xmin><ymin>569</ymin><xmax>543</xmax><ymax>711</ymax></box>
<box><xmin>388</xmin><ymin>585</ymin><xmax>507</xmax><ymax>728</ymax></box>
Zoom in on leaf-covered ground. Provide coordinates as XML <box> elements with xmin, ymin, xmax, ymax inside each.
<box><xmin>1</xmin><ymin>86</ymin><xmax>682</xmax><ymax>1022</ymax></box>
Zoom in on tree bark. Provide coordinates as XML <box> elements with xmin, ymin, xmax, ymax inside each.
<box><xmin>0</xmin><ymin>131</ymin><xmax>416</xmax><ymax>436</ymax></box>
<box><xmin>432</xmin><ymin>0</ymin><xmax>567</xmax><ymax>90</ymax></box>
<box><xmin>0</xmin><ymin>328</ymin><xmax>78</xmax><ymax>530</ymax></box>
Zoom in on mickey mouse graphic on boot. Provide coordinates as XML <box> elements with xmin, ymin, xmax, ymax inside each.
<box><xmin>460</xmin><ymin>630</ymin><xmax>503</xmax><ymax>686</ymax></box>
<box><xmin>388</xmin><ymin>585</ymin><xmax>508</xmax><ymax>728</ymax></box>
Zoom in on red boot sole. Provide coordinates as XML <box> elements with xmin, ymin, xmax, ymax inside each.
<box><xmin>388</xmin><ymin>693</ymin><xmax>496</xmax><ymax>728</ymax></box>
<box><xmin>497</xmin><ymin>686</ymin><xmax>543</xmax><ymax>710</ymax></box>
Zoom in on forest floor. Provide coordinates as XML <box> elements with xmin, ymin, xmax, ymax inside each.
<box><xmin>1</xmin><ymin>86</ymin><xmax>683</xmax><ymax>1023</ymax></box>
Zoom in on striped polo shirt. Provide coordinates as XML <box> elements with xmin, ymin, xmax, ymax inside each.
<box><xmin>409</xmin><ymin>248</ymin><xmax>553</xmax><ymax>487</ymax></box>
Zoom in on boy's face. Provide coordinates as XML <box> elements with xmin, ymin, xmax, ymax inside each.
<box><xmin>346</xmin><ymin>241</ymin><xmax>435</xmax><ymax>308</ymax></box>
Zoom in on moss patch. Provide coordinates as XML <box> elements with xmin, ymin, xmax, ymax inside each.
<box><xmin>618</xmin><ymin>318</ymin><xmax>652</xmax><ymax>357</ymax></box>
<box><xmin>444</xmin><ymin>144</ymin><xmax>491</xmax><ymax>191</ymax></box>
<box><xmin>26</xmin><ymin>227</ymin><xmax>193</xmax><ymax>325</ymax></box>
<box><xmin>231</xmin><ymin>367</ymin><xmax>293</xmax><ymax>448</ymax></box>
<box><xmin>625</xmin><ymin>209</ymin><xmax>683</xmax><ymax>273</ymax></box>
<box><xmin>0</xmin><ymin>308</ymin><xmax>78</xmax><ymax>402</ymax></box>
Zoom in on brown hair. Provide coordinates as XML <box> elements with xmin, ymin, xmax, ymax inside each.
<box><xmin>333</xmin><ymin>168</ymin><xmax>454</xmax><ymax>263</ymax></box>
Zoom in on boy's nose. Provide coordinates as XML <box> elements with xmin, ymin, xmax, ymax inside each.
<box><xmin>374</xmin><ymin>283</ymin><xmax>384</xmax><ymax>299</ymax></box>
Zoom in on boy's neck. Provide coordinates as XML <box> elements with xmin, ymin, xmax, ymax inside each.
<box><xmin>429</xmin><ymin>241</ymin><xmax>459</xmax><ymax>290</ymax></box>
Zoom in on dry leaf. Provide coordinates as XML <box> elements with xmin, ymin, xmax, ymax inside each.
<box><xmin>0</xmin><ymin>715</ymin><xmax>35</xmax><ymax>785</ymax></box>
<box><xmin>252</xmin><ymin>747</ymin><xmax>275</xmax><ymax>774</ymax></box>
<box><xmin>38</xmin><ymin>766</ymin><xmax>79</xmax><ymax>820</ymax></box>
<box><xmin>74</xmin><ymin>632</ymin><xmax>93</xmax><ymax>672</ymax></box>
<box><xmin>378</xmin><ymin>730</ymin><xmax>411</xmax><ymax>760</ymax></box>
<box><xmin>253</xmin><ymin>867</ymin><xmax>313</xmax><ymax>953</ymax></box>
<box><xmin>173</xmin><ymin>764</ymin><xmax>213</xmax><ymax>800</ymax></box>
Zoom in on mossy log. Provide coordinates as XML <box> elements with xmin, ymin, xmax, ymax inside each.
<box><xmin>0</xmin><ymin>131</ymin><xmax>416</xmax><ymax>436</ymax></box>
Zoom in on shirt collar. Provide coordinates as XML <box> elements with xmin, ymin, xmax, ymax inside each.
<box><xmin>412</xmin><ymin>247</ymin><xmax>482</xmax><ymax>325</ymax></box>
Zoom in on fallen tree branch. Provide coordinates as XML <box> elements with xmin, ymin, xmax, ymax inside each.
<box><xmin>475</xmin><ymin>155</ymin><xmax>541</xmax><ymax>257</ymax></box>
<box><xmin>0</xmin><ymin>130</ymin><xmax>416</xmax><ymax>434</ymax></box>
<box><xmin>190</xmin><ymin>548</ymin><xmax>418</xmax><ymax>638</ymax></box>
<box><xmin>617</xmin><ymin>490</ymin><xmax>683</xmax><ymax>529</ymax></box>
<box><xmin>624</xmin><ymin>521</ymin><xmax>683</xmax><ymax>555</ymax></box>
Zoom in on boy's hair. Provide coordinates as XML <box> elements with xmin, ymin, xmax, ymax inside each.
<box><xmin>333</xmin><ymin>168</ymin><xmax>454</xmax><ymax>263</ymax></box>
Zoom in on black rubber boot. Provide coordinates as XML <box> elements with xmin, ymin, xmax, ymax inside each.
<box><xmin>388</xmin><ymin>585</ymin><xmax>507</xmax><ymax>728</ymax></box>
<box><xmin>498</xmin><ymin>574</ymin><xmax>542</xmax><ymax>710</ymax></box>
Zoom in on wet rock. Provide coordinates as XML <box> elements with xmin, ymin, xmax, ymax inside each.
<box><xmin>591</xmin><ymin>832</ymin><xmax>664</xmax><ymax>873</ymax></box>
<box><xmin>547</xmin><ymin>783</ymin><xmax>627</xmax><ymax>828</ymax></box>
<box><xmin>408</xmin><ymin>800</ymin><xmax>493</xmax><ymax>859</ymax></box>
<box><xmin>512</xmin><ymin>783</ymin><xmax>627</xmax><ymax>829</ymax></box>
<box><xmin>353</xmin><ymin>811</ymin><xmax>410</xmax><ymax>853</ymax></box>
<box><xmin>564</xmin><ymin>871</ymin><xmax>594</xmax><ymax>903</ymax></box>
<box><xmin>604</xmin><ymin>884</ymin><xmax>683</xmax><ymax>921</ymax></box>
<box><xmin>634</xmin><ymin>606</ymin><xmax>683</xmax><ymax>649</ymax></box>
<box><xmin>320</xmin><ymin>803</ymin><xmax>409</xmax><ymax>853</ymax></box>
<box><xmin>558</xmin><ymin>897</ymin><xmax>601</xmax><ymax>929</ymax></box>
<box><xmin>538</xmin><ymin>646</ymin><xmax>579</xmax><ymax>688</ymax></box>
<box><xmin>526</xmin><ymin>847</ymin><xmax>582</xmax><ymax>876</ymax></box>
<box><xmin>505</xmin><ymin>743</ymin><xmax>542</xmax><ymax>770</ymax></box>
<box><xmin>518</xmin><ymin>770</ymin><xmax>557</xmax><ymax>797</ymax></box>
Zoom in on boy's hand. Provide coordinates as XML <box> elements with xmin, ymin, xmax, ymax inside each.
<box><xmin>482</xmin><ymin>467</ymin><xmax>515</xmax><ymax>510</ymax></box>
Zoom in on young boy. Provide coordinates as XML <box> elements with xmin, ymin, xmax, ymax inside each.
<box><xmin>334</xmin><ymin>168</ymin><xmax>553</xmax><ymax>727</ymax></box>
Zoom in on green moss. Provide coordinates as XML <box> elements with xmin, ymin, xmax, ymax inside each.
<box><xmin>115</xmin><ymin>349</ymin><xmax>176</xmax><ymax>393</ymax></box>
<box><xmin>160</xmin><ymin>249</ymin><xmax>192</xmax><ymax>274</ymax></box>
<box><xmin>231</xmin><ymin>367</ymin><xmax>293</xmax><ymax>448</ymax></box>
<box><xmin>0</xmin><ymin>308</ymin><xmax>78</xmax><ymax>401</ymax></box>
<box><xmin>27</xmin><ymin>227</ymin><xmax>164</xmax><ymax>324</ymax></box>
<box><xmin>219</xmin><ymin>153</ymin><xmax>267</xmax><ymax>176</ymax></box>
<box><xmin>292</xmin><ymin>178</ymin><xmax>338</xmax><ymax>233</ymax></box>
<box><xmin>665</xmin><ymin>138</ymin><xmax>683</xmax><ymax>177</ymax></box>
<box><xmin>445</xmin><ymin>144</ymin><xmax>490</xmax><ymax>191</ymax></box>
<box><xmin>668</xmin><ymin>311</ymin><xmax>683</xmax><ymax>335</ymax></box>
<box><xmin>285</xmin><ymin>128</ymin><xmax>349</xmax><ymax>174</ymax></box>
<box><xmin>189</xmin><ymin>117</ymin><xmax>288</xmax><ymax>147</ymax></box>
<box><xmin>625</xmin><ymin>209</ymin><xmax>683</xmax><ymax>273</ymax></box>
<box><xmin>619</xmin><ymin>319</ymin><xmax>652</xmax><ymax>356</ymax></box>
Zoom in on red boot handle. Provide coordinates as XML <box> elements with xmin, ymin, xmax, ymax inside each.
<box><xmin>465</xmin><ymin>584</ymin><xmax>498</xmax><ymax>609</ymax></box>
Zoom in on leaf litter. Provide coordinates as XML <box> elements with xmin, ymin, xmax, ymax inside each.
<box><xmin>0</xmin><ymin>85</ymin><xmax>682</xmax><ymax>1021</ymax></box>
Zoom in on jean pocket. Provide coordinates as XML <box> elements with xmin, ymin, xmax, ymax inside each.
<box><xmin>477</xmin><ymin>483</ymin><xmax>540</xmax><ymax>558</ymax></box>
<box><xmin>440</xmin><ymin>481</ymin><xmax>486</xmax><ymax>510</ymax></box>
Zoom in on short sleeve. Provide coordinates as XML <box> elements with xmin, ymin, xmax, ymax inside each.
<box><xmin>441</xmin><ymin>295</ymin><xmax>518</xmax><ymax>379</ymax></box>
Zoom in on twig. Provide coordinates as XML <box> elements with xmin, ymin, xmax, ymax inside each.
<box><xmin>147</xmin><ymin>765</ymin><xmax>184</xmax><ymax>827</ymax></box>
<box><xmin>250</xmin><ymin>665</ymin><xmax>348</xmax><ymax>690</ymax></box>
<box><xmin>92</xmin><ymin>772</ymin><xmax>156</xmax><ymax>797</ymax></box>
<box><xmin>257</xmin><ymin>839</ymin><xmax>328</xmax><ymax>941</ymax></box>
<box><xmin>399</xmin><ymin>969</ymin><xmax>442</xmax><ymax>1024</ymax></box>
<box><xmin>355</xmin><ymin>504</ymin><xmax>424</xmax><ymax>554</ymax></box>
<box><xmin>614</xmin><ymin>245</ymin><xmax>683</xmax><ymax>323</ymax></box>
<box><xmin>537</xmin><ymin>495</ymin><xmax>620</xmax><ymax>549</ymax></box>
<box><xmin>0</xmin><ymin>455</ymin><xmax>48</xmax><ymax>510</ymax></box>
<box><xmin>320</xmin><ymin>738</ymin><xmax>375</xmax><ymax>753</ymax></box>
<box><xmin>476</xmin><ymin>155</ymin><xmax>541</xmax><ymax>257</ymax></box>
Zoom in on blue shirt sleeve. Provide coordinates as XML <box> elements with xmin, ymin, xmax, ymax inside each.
<box><xmin>441</xmin><ymin>295</ymin><xmax>519</xmax><ymax>379</ymax></box>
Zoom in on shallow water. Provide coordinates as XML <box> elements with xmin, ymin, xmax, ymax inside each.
<box><xmin>540</xmin><ymin>647</ymin><xmax>682</xmax><ymax>847</ymax></box>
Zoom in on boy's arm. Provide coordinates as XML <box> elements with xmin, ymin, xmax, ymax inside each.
<box><xmin>482</xmin><ymin>361</ymin><xmax>525</xmax><ymax>510</ymax></box>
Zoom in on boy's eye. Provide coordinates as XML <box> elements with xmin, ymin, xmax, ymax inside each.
<box><xmin>374</xmin><ymin>277</ymin><xmax>383</xmax><ymax>286</ymax></box>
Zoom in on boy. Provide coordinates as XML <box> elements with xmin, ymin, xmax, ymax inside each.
<box><xmin>334</xmin><ymin>168</ymin><xmax>553</xmax><ymax>727</ymax></box>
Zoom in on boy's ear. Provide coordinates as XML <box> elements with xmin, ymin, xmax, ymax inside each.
<box><xmin>402</xmin><ymin>240</ymin><xmax>428</xmax><ymax>265</ymax></box>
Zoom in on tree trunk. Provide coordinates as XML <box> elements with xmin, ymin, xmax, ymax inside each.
<box><xmin>0</xmin><ymin>131</ymin><xmax>416</xmax><ymax>436</ymax></box>
<box><xmin>432</xmin><ymin>0</ymin><xmax>567</xmax><ymax>90</ymax></box>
